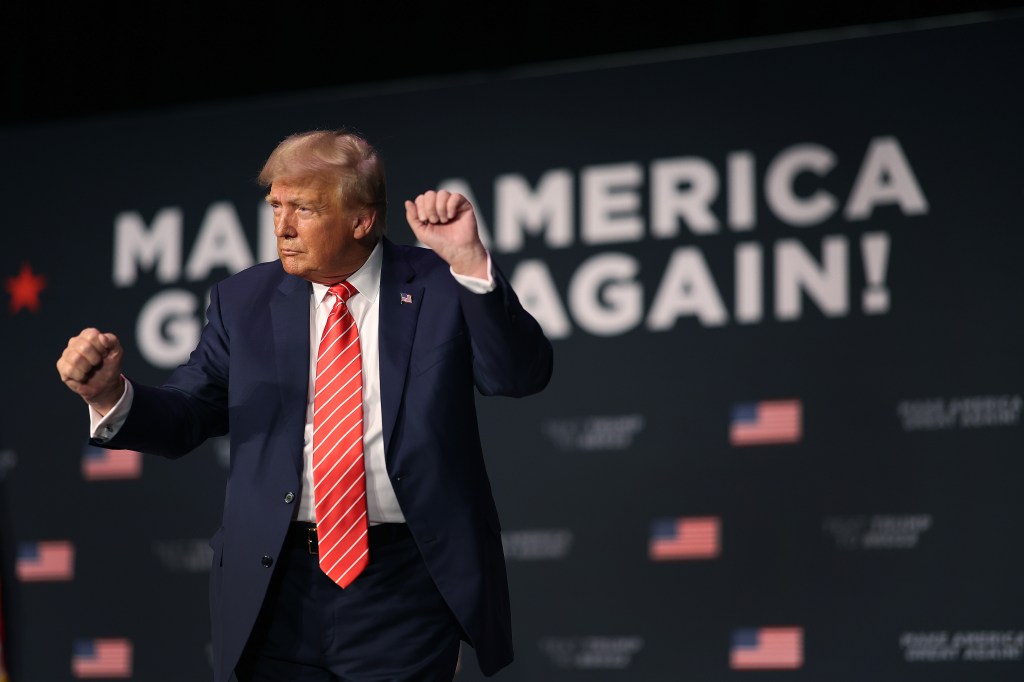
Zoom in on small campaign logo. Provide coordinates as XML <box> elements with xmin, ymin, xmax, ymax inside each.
<box><xmin>823</xmin><ymin>514</ymin><xmax>932</xmax><ymax>550</ymax></box>
<box><xmin>901</xmin><ymin>630</ymin><xmax>1024</xmax><ymax>662</ymax></box>
<box><xmin>502</xmin><ymin>529</ymin><xmax>573</xmax><ymax>561</ymax></box>
<box><xmin>730</xmin><ymin>627</ymin><xmax>803</xmax><ymax>670</ymax></box>
<box><xmin>72</xmin><ymin>638</ymin><xmax>132</xmax><ymax>678</ymax></box>
<box><xmin>16</xmin><ymin>540</ymin><xmax>74</xmax><ymax>582</ymax></box>
<box><xmin>649</xmin><ymin>517</ymin><xmax>720</xmax><ymax>560</ymax></box>
<box><xmin>898</xmin><ymin>395</ymin><xmax>1022</xmax><ymax>431</ymax></box>
<box><xmin>543</xmin><ymin>414</ymin><xmax>646</xmax><ymax>451</ymax></box>
<box><xmin>153</xmin><ymin>539</ymin><xmax>214</xmax><ymax>572</ymax></box>
<box><xmin>730</xmin><ymin>400</ymin><xmax>802</xmax><ymax>446</ymax></box>
<box><xmin>540</xmin><ymin>636</ymin><xmax>645</xmax><ymax>669</ymax></box>
<box><xmin>81</xmin><ymin>445</ymin><xmax>142</xmax><ymax>481</ymax></box>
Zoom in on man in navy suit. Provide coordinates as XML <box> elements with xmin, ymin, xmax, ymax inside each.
<box><xmin>56</xmin><ymin>129</ymin><xmax>553</xmax><ymax>681</ymax></box>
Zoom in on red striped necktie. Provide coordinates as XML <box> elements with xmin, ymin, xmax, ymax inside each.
<box><xmin>312</xmin><ymin>281</ymin><xmax>368</xmax><ymax>588</ymax></box>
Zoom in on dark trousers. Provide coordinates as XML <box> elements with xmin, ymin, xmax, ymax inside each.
<box><xmin>235</xmin><ymin>523</ymin><xmax>462</xmax><ymax>682</ymax></box>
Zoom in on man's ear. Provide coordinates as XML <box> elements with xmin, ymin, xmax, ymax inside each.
<box><xmin>352</xmin><ymin>208</ymin><xmax>377</xmax><ymax>239</ymax></box>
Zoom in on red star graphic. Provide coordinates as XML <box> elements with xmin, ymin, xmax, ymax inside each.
<box><xmin>6</xmin><ymin>262</ymin><xmax>47</xmax><ymax>314</ymax></box>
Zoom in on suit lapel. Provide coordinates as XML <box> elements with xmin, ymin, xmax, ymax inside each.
<box><xmin>379</xmin><ymin>240</ymin><xmax>423</xmax><ymax>455</ymax></box>
<box><xmin>270</xmin><ymin>273</ymin><xmax>312</xmax><ymax>474</ymax></box>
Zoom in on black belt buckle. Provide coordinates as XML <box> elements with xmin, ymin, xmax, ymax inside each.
<box><xmin>306</xmin><ymin>527</ymin><xmax>319</xmax><ymax>555</ymax></box>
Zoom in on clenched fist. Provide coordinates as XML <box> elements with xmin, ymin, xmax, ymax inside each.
<box><xmin>405</xmin><ymin>190</ymin><xmax>489</xmax><ymax>279</ymax></box>
<box><xmin>56</xmin><ymin>328</ymin><xmax>125</xmax><ymax>415</ymax></box>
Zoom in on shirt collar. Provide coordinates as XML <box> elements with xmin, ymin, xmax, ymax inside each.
<box><xmin>311</xmin><ymin>240</ymin><xmax>382</xmax><ymax>307</ymax></box>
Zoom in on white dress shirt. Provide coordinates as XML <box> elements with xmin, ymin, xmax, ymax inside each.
<box><xmin>91</xmin><ymin>242</ymin><xmax>494</xmax><ymax>524</ymax></box>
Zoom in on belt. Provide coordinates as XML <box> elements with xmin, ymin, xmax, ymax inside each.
<box><xmin>287</xmin><ymin>522</ymin><xmax>411</xmax><ymax>556</ymax></box>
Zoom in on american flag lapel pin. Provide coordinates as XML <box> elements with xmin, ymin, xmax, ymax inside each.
<box><xmin>400</xmin><ymin>292</ymin><xmax>413</xmax><ymax>305</ymax></box>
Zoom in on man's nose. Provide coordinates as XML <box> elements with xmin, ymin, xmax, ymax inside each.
<box><xmin>274</xmin><ymin>209</ymin><xmax>295</xmax><ymax>237</ymax></box>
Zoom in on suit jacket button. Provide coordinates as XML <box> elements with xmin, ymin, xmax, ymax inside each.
<box><xmin>261</xmin><ymin>555</ymin><xmax>273</xmax><ymax>567</ymax></box>
<box><xmin>284</xmin><ymin>492</ymin><xmax>295</xmax><ymax>504</ymax></box>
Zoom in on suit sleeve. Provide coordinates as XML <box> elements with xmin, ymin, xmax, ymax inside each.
<box><xmin>456</xmin><ymin>262</ymin><xmax>553</xmax><ymax>397</ymax></box>
<box><xmin>99</xmin><ymin>282</ymin><xmax>231</xmax><ymax>457</ymax></box>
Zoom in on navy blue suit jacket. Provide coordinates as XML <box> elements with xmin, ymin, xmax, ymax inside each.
<box><xmin>101</xmin><ymin>239</ymin><xmax>553</xmax><ymax>681</ymax></box>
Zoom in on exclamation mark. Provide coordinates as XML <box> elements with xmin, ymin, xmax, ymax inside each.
<box><xmin>861</xmin><ymin>232</ymin><xmax>890</xmax><ymax>314</ymax></box>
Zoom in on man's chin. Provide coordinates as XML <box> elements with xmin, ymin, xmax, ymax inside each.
<box><xmin>279</xmin><ymin>258</ymin><xmax>306</xmax><ymax>278</ymax></box>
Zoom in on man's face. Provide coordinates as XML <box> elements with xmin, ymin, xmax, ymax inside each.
<box><xmin>267</xmin><ymin>177</ymin><xmax>373</xmax><ymax>284</ymax></box>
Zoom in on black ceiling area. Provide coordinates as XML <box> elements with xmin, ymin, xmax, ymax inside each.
<box><xmin>3</xmin><ymin>1</ymin><xmax>1023</xmax><ymax>126</ymax></box>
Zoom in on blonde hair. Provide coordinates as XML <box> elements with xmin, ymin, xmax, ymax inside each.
<box><xmin>258</xmin><ymin>129</ymin><xmax>387</xmax><ymax>235</ymax></box>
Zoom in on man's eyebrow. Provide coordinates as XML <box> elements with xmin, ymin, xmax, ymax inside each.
<box><xmin>264</xmin><ymin>194</ymin><xmax>301</xmax><ymax>205</ymax></box>
<box><xmin>264</xmin><ymin>194</ymin><xmax>327</xmax><ymax>209</ymax></box>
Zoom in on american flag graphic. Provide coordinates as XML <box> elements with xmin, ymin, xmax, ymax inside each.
<box><xmin>730</xmin><ymin>627</ymin><xmax>803</xmax><ymax>669</ymax></box>
<box><xmin>81</xmin><ymin>445</ymin><xmax>142</xmax><ymax>481</ymax></box>
<box><xmin>649</xmin><ymin>517</ymin><xmax>721</xmax><ymax>560</ymax></box>
<box><xmin>16</xmin><ymin>541</ymin><xmax>74</xmax><ymax>582</ymax></box>
<box><xmin>72</xmin><ymin>638</ymin><xmax>132</xmax><ymax>678</ymax></box>
<box><xmin>729</xmin><ymin>400</ymin><xmax>802</xmax><ymax>446</ymax></box>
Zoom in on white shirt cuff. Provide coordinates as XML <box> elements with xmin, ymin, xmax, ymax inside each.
<box><xmin>450</xmin><ymin>252</ymin><xmax>495</xmax><ymax>294</ymax></box>
<box><xmin>89</xmin><ymin>378</ymin><xmax>134</xmax><ymax>442</ymax></box>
